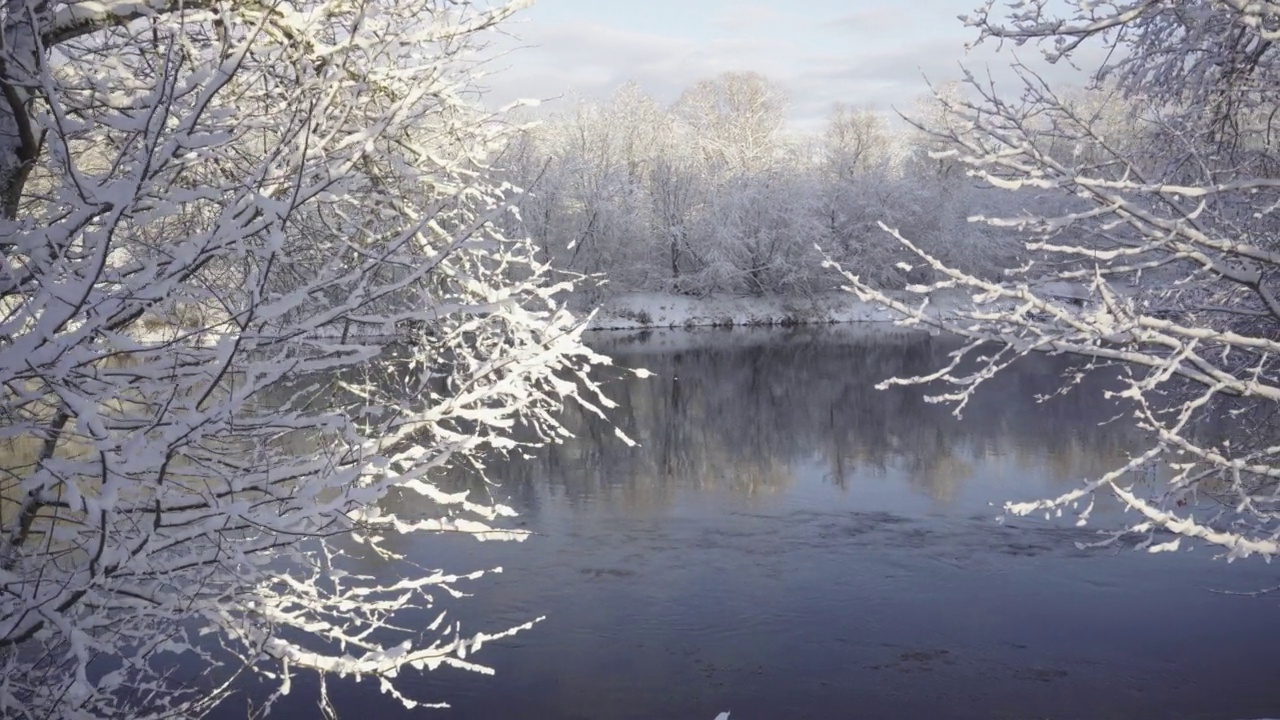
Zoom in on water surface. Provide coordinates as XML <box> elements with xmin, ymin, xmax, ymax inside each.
<box><xmin>229</xmin><ymin>327</ymin><xmax>1280</xmax><ymax>720</ymax></box>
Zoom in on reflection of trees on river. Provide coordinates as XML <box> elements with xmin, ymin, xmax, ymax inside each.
<box><xmin>424</xmin><ymin>331</ymin><xmax>1146</xmax><ymax>514</ymax></box>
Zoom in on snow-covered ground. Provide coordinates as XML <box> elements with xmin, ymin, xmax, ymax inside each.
<box><xmin>582</xmin><ymin>291</ymin><xmax>898</xmax><ymax>330</ymax></box>
<box><xmin>581</xmin><ymin>289</ymin><xmax>973</xmax><ymax>331</ymax></box>
<box><xmin>588</xmin><ymin>322</ymin><xmax>936</xmax><ymax>357</ymax></box>
<box><xmin>131</xmin><ymin>283</ymin><xmax>1090</xmax><ymax>343</ymax></box>
<box><xmin>578</xmin><ymin>278</ymin><xmax>1119</xmax><ymax>332</ymax></box>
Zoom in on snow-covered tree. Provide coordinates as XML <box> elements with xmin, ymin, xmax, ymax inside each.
<box><xmin>645</xmin><ymin>134</ymin><xmax>703</xmax><ymax>287</ymax></box>
<box><xmin>674</xmin><ymin>71</ymin><xmax>786</xmax><ymax>176</ymax></box>
<box><xmin>504</xmin><ymin>84</ymin><xmax>669</xmax><ymax>295</ymax></box>
<box><xmin>835</xmin><ymin>1</ymin><xmax>1280</xmax><ymax>559</ymax></box>
<box><xmin>0</xmin><ymin>0</ymin><xmax>621</xmax><ymax>717</ymax></box>
<box><xmin>669</xmin><ymin>72</ymin><xmax>822</xmax><ymax>295</ymax></box>
<box><xmin>811</xmin><ymin>105</ymin><xmax>915</xmax><ymax>288</ymax></box>
<box><xmin>505</xmin><ymin>72</ymin><xmax>1048</xmax><ymax>299</ymax></box>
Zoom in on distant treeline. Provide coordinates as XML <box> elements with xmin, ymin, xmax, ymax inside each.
<box><xmin>498</xmin><ymin>72</ymin><xmax>1122</xmax><ymax>297</ymax></box>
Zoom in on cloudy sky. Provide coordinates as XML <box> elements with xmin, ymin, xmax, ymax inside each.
<box><xmin>482</xmin><ymin>0</ymin><xmax>1093</xmax><ymax>131</ymax></box>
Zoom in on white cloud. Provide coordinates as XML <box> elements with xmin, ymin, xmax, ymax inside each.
<box><xmin>479</xmin><ymin>0</ymin><xmax>1103</xmax><ymax>131</ymax></box>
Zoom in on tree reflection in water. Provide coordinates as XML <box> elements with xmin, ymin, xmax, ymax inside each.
<box><xmin>421</xmin><ymin>327</ymin><xmax>1144</xmax><ymax>516</ymax></box>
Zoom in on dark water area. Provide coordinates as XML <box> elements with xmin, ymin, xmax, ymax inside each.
<box><xmin>224</xmin><ymin>327</ymin><xmax>1280</xmax><ymax>720</ymax></box>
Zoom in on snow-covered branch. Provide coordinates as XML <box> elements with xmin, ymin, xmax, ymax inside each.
<box><xmin>838</xmin><ymin>0</ymin><xmax>1280</xmax><ymax>563</ymax></box>
<box><xmin>0</xmin><ymin>0</ymin><xmax>612</xmax><ymax>717</ymax></box>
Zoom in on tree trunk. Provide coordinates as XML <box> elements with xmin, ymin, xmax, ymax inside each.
<box><xmin>669</xmin><ymin>227</ymin><xmax>681</xmax><ymax>280</ymax></box>
<box><xmin>0</xmin><ymin>0</ymin><xmax>45</xmax><ymax>220</ymax></box>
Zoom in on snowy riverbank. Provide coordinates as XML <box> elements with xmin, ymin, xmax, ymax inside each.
<box><xmin>580</xmin><ymin>290</ymin><xmax>956</xmax><ymax>331</ymax></box>
<box><xmin>582</xmin><ymin>291</ymin><xmax>899</xmax><ymax>330</ymax></box>
<box><xmin>578</xmin><ymin>279</ymin><xmax>1109</xmax><ymax>332</ymax></box>
<box><xmin>132</xmin><ymin>285</ymin><xmax>1070</xmax><ymax>344</ymax></box>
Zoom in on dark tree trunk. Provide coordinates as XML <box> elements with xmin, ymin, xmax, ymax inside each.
<box><xmin>0</xmin><ymin>0</ymin><xmax>46</xmax><ymax>221</ymax></box>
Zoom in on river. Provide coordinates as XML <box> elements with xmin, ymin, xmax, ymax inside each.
<box><xmin>220</xmin><ymin>327</ymin><xmax>1280</xmax><ymax>720</ymax></box>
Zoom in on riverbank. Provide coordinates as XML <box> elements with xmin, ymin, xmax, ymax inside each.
<box><xmin>132</xmin><ymin>283</ymin><xmax>1084</xmax><ymax>343</ymax></box>
<box><xmin>579</xmin><ymin>279</ymin><xmax>1112</xmax><ymax>332</ymax></box>
<box><xmin>581</xmin><ymin>290</ymin><xmax>940</xmax><ymax>331</ymax></box>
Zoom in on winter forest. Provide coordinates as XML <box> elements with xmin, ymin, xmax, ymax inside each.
<box><xmin>2</xmin><ymin>0</ymin><xmax>1280</xmax><ymax>718</ymax></box>
<box><xmin>501</xmin><ymin>74</ymin><xmax>1049</xmax><ymax>297</ymax></box>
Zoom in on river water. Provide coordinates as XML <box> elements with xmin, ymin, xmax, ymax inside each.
<box><xmin>227</xmin><ymin>327</ymin><xmax>1280</xmax><ymax>720</ymax></box>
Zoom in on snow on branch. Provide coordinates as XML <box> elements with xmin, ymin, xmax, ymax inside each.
<box><xmin>836</xmin><ymin>1</ymin><xmax>1280</xmax><ymax>564</ymax></box>
<box><xmin>0</xmin><ymin>0</ymin><xmax>612</xmax><ymax>717</ymax></box>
